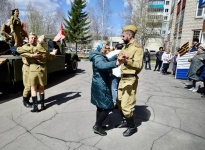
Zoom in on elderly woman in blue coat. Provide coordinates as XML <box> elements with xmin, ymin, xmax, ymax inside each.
<box><xmin>89</xmin><ymin>41</ymin><xmax>127</xmax><ymax>136</ymax></box>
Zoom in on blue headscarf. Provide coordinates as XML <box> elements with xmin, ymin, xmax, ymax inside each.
<box><xmin>96</xmin><ymin>41</ymin><xmax>104</xmax><ymax>52</ymax></box>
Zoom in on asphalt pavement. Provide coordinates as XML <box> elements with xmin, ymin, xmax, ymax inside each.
<box><xmin>0</xmin><ymin>61</ymin><xmax>205</xmax><ymax>150</ymax></box>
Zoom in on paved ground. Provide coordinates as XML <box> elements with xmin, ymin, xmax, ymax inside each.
<box><xmin>0</xmin><ymin>61</ymin><xmax>205</xmax><ymax>150</ymax></box>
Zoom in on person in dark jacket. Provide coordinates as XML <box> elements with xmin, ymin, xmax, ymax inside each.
<box><xmin>153</xmin><ymin>47</ymin><xmax>163</xmax><ymax>71</ymax></box>
<box><xmin>190</xmin><ymin>38</ymin><xmax>200</xmax><ymax>52</ymax></box>
<box><xmin>143</xmin><ymin>48</ymin><xmax>151</xmax><ymax>70</ymax></box>
<box><xmin>187</xmin><ymin>46</ymin><xmax>205</xmax><ymax>92</ymax></box>
<box><xmin>172</xmin><ymin>51</ymin><xmax>178</xmax><ymax>75</ymax></box>
<box><xmin>89</xmin><ymin>41</ymin><xmax>127</xmax><ymax>136</ymax></box>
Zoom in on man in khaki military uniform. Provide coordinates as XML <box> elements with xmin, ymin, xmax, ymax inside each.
<box><xmin>117</xmin><ymin>25</ymin><xmax>143</xmax><ymax>137</ymax></box>
<box><xmin>17</xmin><ymin>33</ymin><xmax>42</xmax><ymax>108</ymax></box>
<box><xmin>23</xmin><ymin>35</ymin><xmax>57</xmax><ymax>112</ymax></box>
<box><xmin>1</xmin><ymin>19</ymin><xmax>12</xmax><ymax>42</ymax></box>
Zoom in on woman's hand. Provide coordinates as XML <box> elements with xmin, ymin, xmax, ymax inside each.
<box><xmin>198</xmin><ymin>57</ymin><xmax>204</xmax><ymax>61</ymax></box>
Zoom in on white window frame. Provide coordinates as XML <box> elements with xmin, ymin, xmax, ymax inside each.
<box><xmin>196</xmin><ymin>2</ymin><xmax>204</xmax><ymax>18</ymax></box>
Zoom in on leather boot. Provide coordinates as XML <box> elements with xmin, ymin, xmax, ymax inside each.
<box><xmin>31</xmin><ymin>96</ymin><xmax>39</xmax><ymax>112</ymax></box>
<box><xmin>40</xmin><ymin>94</ymin><xmax>46</xmax><ymax>111</ymax></box>
<box><xmin>23</xmin><ymin>97</ymin><xmax>32</xmax><ymax>108</ymax></box>
<box><xmin>123</xmin><ymin>116</ymin><xmax>137</xmax><ymax>137</ymax></box>
<box><xmin>93</xmin><ymin>124</ymin><xmax>107</xmax><ymax>136</ymax></box>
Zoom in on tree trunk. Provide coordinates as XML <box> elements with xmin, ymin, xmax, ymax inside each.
<box><xmin>75</xmin><ymin>42</ymin><xmax>78</xmax><ymax>54</ymax></box>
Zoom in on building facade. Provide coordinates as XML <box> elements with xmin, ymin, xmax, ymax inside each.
<box><xmin>168</xmin><ymin>0</ymin><xmax>204</xmax><ymax>51</ymax></box>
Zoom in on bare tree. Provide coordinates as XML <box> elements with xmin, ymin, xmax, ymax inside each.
<box><xmin>87</xmin><ymin>6</ymin><xmax>100</xmax><ymax>40</ymax></box>
<box><xmin>122</xmin><ymin>0</ymin><xmax>163</xmax><ymax>49</ymax></box>
<box><xmin>96</xmin><ymin>0</ymin><xmax>112</xmax><ymax>40</ymax></box>
<box><xmin>25</xmin><ymin>1</ymin><xmax>44</xmax><ymax>34</ymax></box>
<box><xmin>0</xmin><ymin>0</ymin><xmax>14</xmax><ymax>27</ymax></box>
<box><xmin>25</xmin><ymin>2</ymin><xmax>63</xmax><ymax>35</ymax></box>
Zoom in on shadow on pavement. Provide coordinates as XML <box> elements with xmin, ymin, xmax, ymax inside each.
<box><xmin>46</xmin><ymin>69</ymin><xmax>85</xmax><ymax>89</ymax></box>
<box><xmin>0</xmin><ymin>69</ymin><xmax>85</xmax><ymax>103</ymax></box>
<box><xmin>45</xmin><ymin>92</ymin><xmax>81</xmax><ymax>108</ymax></box>
<box><xmin>102</xmin><ymin>105</ymin><xmax>151</xmax><ymax>130</ymax></box>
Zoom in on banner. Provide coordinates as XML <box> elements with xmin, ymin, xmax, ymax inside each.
<box><xmin>177</xmin><ymin>41</ymin><xmax>191</xmax><ymax>57</ymax></box>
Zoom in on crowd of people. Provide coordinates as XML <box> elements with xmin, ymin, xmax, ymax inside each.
<box><xmin>144</xmin><ymin>47</ymin><xmax>173</xmax><ymax>75</ymax></box>
<box><xmin>144</xmin><ymin>37</ymin><xmax>205</xmax><ymax>96</ymax></box>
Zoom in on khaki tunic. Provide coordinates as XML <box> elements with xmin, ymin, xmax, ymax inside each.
<box><xmin>10</xmin><ymin>16</ymin><xmax>23</xmax><ymax>46</ymax></box>
<box><xmin>1</xmin><ymin>24</ymin><xmax>11</xmax><ymax>42</ymax></box>
<box><xmin>17</xmin><ymin>44</ymin><xmax>35</xmax><ymax>97</ymax></box>
<box><xmin>21</xmin><ymin>44</ymin><xmax>56</xmax><ymax>86</ymax></box>
<box><xmin>117</xmin><ymin>40</ymin><xmax>143</xmax><ymax>118</ymax></box>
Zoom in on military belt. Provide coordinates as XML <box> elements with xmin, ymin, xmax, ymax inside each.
<box><xmin>121</xmin><ymin>74</ymin><xmax>136</xmax><ymax>78</ymax></box>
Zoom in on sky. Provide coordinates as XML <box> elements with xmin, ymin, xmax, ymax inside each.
<box><xmin>14</xmin><ymin>0</ymin><xmax>129</xmax><ymax>36</ymax></box>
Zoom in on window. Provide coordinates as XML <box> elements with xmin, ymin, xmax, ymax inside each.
<box><xmin>193</xmin><ymin>31</ymin><xmax>200</xmax><ymax>41</ymax></box>
<box><xmin>165</xmin><ymin>9</ymin><xmax>169</xmax><ymax>12</ymax></box>
<box><xmin>196</xmin><ymin>2</ymin><xmax>204</xmax><ymax>17</ymax></box>
<box><xmin>162</xmin><ymin>30</ymin><xmax>166</xmax><ymax>34</ymax></box>
<box><xmin>164</xmin><ymin>16</ymin><xmax>168</xmax><ymax>20</ymax></box>
<box><xmin>166</xmin><ymin>1</ymin><xmax>170</xmax><ymax>5</ymax></box>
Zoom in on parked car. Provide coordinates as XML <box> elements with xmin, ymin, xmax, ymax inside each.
<box><xmin>149</xmin><ymin>50</ymin><xmax>157</xmax><ymax>55</ymax></box>
<box><xmin>83</xmin><ymin>49</ymin><xmax>91</xmax><ymax>53</ymax></box>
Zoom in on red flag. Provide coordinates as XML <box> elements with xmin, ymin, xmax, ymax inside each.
<box><xmin>22</xmin><ymin>23</ymin><xmax>28</xmax><ymax>38</ymax></box>
<box><xmin>53</xmin><ymin>23</ymin><xmax>66</xmax><ymax>42</ymax></box>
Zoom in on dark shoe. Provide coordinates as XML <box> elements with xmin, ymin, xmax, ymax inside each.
<box><xmin>153</xmin><ymin>69</ymin><xmax>156</xmax><ymax>71</ymax></box>
<box><xmin>23</xmin><ymin>97</ymin><xmax>32</xmax><ymax>108</ymax></box>
<box><xmin>116</xmin><ymin>120</ymin><xmax>127</xmax><ymax>128</ymax></box>
<box><xmin>93</xmin><ymin>124</ymin><xmax>107</xmax><ymax>136</ymax></box>
<box><xmin>201</xmin><ymin>95</ymin><xmax>205</xmax><ymax>98</ymax></box>
<box><xmin>31</xmin><ymin>96</ymin><xmax>39</xmax><ymax>113</ymax></box>
<box><xmin>39</xmin><ymin>94</ymin><xmax>46</xmax><ymax>111</ymax></box>
<box><xmin>123</xmin><ymin>127</ymin><xmax>137</xmax><ymax>137</ymax></box>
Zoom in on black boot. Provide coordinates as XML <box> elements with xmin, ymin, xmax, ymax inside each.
<box><xmin>31</xmin><ymin>96</ymin><xmax>39</xmax><ymax>112</ymax></box>
<box><xmin>93</xmin><ymin>124</ymin><xmax>107</xmax><ymax>136</ymax></box>
<box><xmin>123</xmin><ymin>116</ymin><xmax>137</xmax><ymax>137</ymax></box>
<box><xmin>23</xmin><ymin>97</ymin><xmax>32</xmax><ymax>108</ymax></box>
<box><xmin>116</xmin><ymin>111</ymin><xmax>128</xmax><ymax>128</ymax></box>
<box><xmin>40</xmin><ymin>94</ymin><xmax>46</xmax><ymax>111</ymax></box>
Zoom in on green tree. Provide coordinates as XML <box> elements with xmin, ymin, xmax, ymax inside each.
<box><xmin>64</xmin><ymin>0</ymin><xmax>91</xmax><ymax>51</ymax></box>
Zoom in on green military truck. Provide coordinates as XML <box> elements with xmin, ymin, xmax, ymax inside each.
<box><xmin>0</xmin><ymin>38</ymin><xmax>80</xmax><ymax>86</ymax></box>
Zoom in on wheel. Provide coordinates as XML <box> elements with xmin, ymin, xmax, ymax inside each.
<box><xmin>70</xmin><ymin>58</ymin><xmax>78</xmax><ymax>72</ymax></box>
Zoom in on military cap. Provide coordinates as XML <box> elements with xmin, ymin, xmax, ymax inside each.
<box><xmin>122</xmin><ymin>25</ymin><xmax>138</xmax><ymax>34</ymax></box>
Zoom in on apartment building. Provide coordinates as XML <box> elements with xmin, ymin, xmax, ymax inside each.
<box><xmin>168</xmin><ymin>0</ymin><xmax>204</xmax><ymax>51</ymax></box>
<box><xmin>162</xmin><ymin>0</ymin><xmax>173</xmax><ymax>40</ymax></box>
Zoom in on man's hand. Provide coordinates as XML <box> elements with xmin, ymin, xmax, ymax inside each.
<box><xmin>32</xmin><ymin>52</ymin><xmax>42</xmax><ymax>59</ymax></box>
<box><xmin>118</xmin><ymin>53</ymin><xmax>129</xmax><ymax>64</ymax></box>
<box><xmin>52</xmin><ymin>49</ymin><xmax>58</xmax><ymax>55</ymax></box>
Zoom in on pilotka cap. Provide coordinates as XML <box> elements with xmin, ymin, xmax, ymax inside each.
<box><xmin>122</xmin><ymin>25</ymin><xmax>138</xmax><ymax>34</ymax></box>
